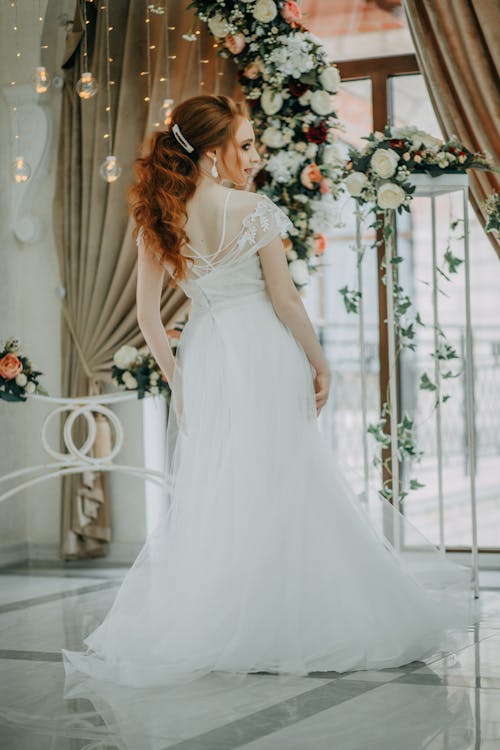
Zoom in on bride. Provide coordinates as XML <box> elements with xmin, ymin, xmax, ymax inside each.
<box><xmin>62</xmin><ymin>94</ymin><xmax>474</xmax><ymax>688</ymax></box>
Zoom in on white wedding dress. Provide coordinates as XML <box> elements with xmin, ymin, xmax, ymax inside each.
<box><xmin>62</xmin><ymin>191</ymin><xmax>474</xmax><ymax>688</ymax></box>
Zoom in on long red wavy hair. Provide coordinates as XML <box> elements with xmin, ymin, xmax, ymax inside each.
<box><xmin>127</xmin><ymin>94</ymin><xmax>250</xmax><ymax>287</ymax></box>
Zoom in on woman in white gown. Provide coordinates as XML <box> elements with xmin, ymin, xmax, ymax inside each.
<box><xmin>62</xmin><ymin>94</ymin><xmax>474</xmax><ymax>688</ymax></box>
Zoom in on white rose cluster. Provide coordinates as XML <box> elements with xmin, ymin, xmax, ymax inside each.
<box><xmin>122</xmin><ymin>371</ymin><xmax>138</xmax><ymax>389</ymax></box>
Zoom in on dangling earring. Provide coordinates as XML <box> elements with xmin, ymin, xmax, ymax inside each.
<box><xmin>211</xmin><ymin>154</ymin><xmax>219</xmax><ymax>179</ymax></box>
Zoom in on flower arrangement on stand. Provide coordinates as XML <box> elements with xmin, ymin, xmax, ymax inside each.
<box><xmin>0</xmin><ymin>337</ymin><xmax>47</xmax><ymax>402</ymax></box>
<box><xmin>340</xmin><ymin>125</ymin><xmax>497</xmax><ymax>503</ymax></box>
<box><xmin>188</xmin><ymin>0</ymin><xmax>345</xmax><ymax>288</ymax></box>
<box><xmin>111</xmin><ymin>323</ymin><xmax>185</xmax><ymax>402</ymax></box>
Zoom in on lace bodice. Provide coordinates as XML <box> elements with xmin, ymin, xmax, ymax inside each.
<box><xmin>136</xmin><ymin>192</ymin><xmax>294</xmax><ymax>309</ymax></box>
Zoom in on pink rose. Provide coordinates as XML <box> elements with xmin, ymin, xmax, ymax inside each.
<box><xmin>224</xmin><ymin>33</ymin><xmax>246</xmax><ymax>55</ymax></box>
<box><xmin>242</xmin><ymin>61</ymin><xmax>261</xmax><ymax>79</ymax></box>
<box><xmin>300</xmin><ymin>162</ymin><xmax>322</xmax><ymax>190</ymax></box>
<box><xmin>281</xmin><ymin>1</ymin><xmax>302</xmax><ymax>24</ymax></box>
<box><xmin>319</xmin><ymin>178</ymin><xmax>330</xmax><ymax>194</ymax></box>
<box><xmin>0</xmin><ymin>353</ymin><xmax>23</xmax><ymax>380</ymax></box>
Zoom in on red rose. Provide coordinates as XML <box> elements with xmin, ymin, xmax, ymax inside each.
<box><xmin>288</xmin><ymin>79</ymin><xmax>310</xmax><ymax>97</ymax></box>
<box><xmin>305</xmin><ymin>121</ymin><xmax>328</xmax><ymax>144</ymax></box>
<box><xmin>390</xmin><ymin>139</ymin><xmax>405</xmax><ymax>150</ymax></box>
<box><xmin>254</xmin><ymin>169</ymin><xmax>272</xmax><ymax>187</ymax></box>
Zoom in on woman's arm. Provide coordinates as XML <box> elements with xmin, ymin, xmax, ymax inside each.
<box><xmin>258</xmin><ymin>235</ymin><xmax>331</xmax><ymax>414</ymax></box>
<box><xmin>136</xmin><ymin>238</ymin><xmax>177</xmax><ymax>386</ymax></box>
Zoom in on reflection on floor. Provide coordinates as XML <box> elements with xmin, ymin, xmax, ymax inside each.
<box><xmin>0</xmin><ymin>564</ymin><xmax>499</xmax><ymax>749</ymax></box>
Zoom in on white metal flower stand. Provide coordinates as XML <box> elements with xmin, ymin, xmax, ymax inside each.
<box><xmin>355</xmin><ymin>172</ymin><xmax>479</xmax><ymax>597</ymax></box>
<box><xmin>0</xmin><ymin>391</ymin><xmax>168</xmax><ymax>504</ymax></box>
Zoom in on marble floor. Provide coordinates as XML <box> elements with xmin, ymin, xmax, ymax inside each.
<box><xmin>0</xmin><ymin>564</ymin><xmax>499</xmax><ymax>749</ymax></box>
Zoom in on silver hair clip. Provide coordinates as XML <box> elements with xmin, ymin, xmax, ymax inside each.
<box><xmin>171</xmin><ymin>122</ymin><xmax>194</xmax><ymax>153</ymax></box>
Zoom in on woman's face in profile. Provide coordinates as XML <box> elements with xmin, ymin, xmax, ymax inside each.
<box><xmin>218</xmin><ymin>116</ymin><xmax>262</xmax><ymax>187</ymax></box>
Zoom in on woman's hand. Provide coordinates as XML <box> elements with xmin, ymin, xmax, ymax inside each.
<box><xmin>314</xmin><ymin>368</ymin><xmax>331</xmax><ymax>416</ymax></box>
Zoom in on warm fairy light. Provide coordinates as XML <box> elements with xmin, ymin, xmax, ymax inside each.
<box><xmin>10</xmin><ymin>2</ymin><xmax>32</xmax><ymax>183</ymax></box>
<box><xmin>33</xmin><ymin>66</ymin><xmax>51</xmax><ymax>94</ymax></box>
<box><xmin>76</xmin><ymin>0</ymin><xmax>98</xmax><ymax>98</ymax></box>
<box><xmin>159</xmin><ymin>0</ymin><xmax>174</xmax><ymax>126</ymax></box>
<box><xmin>99</xmin><ymin>0</ymin><xmax>121</xmax><ymax>182</ymax></box>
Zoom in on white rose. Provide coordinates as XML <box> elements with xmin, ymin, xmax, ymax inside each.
<box><xmin>298</xmin><ymin>90</ymin><xmax>311</xmax><ymax>106</ymax></box>
<box><xmin>150</xmin><ymin>385</ymin><xmax>159</xmax><ymax>395</ymax></box>
<box><xmin>261</xmin><ymin>126</ymin><xmax>288</xmax><ymax>148</ymax></box>
<box><xmin>319</xmin><ymin>66</ymin><xmax>341</xmax><ymax>93</ymax></box>
<box><xmin>377</xmin><ymin>182</ymin><xmax>406</xmax><ymax>210</ymax></box>
<box><xmin>123</xmin><ymin>372</ymin><xmax>138</xmax><ymax>389</ymax></box>
<box><xmin>253</xmin><ymin>0</ymin><xmax>277</xmax><ymax>23</ymax></box>
<box><xmin>286</xmin><ymin>248</ymin><xmax>298</xmax><ymax>260</ymax></box>
<box><xmin>207</xmin><ymin>13</ymin><xmax>231</xmax><ymax>38</ymax></box>
<box><xmin>150</xmin><ymin>371</ymin><xmax>159</xmax><ymax>383</ymax></box>
<box><xmin>370</xmin><ymin>148</ymin><xmax>400</xmax><ymax>179</ymax></box>
<box><xmin>113</xmin><ymin>345</ymin><xmax>139</xmax><ymax>370</ymax></box>
<box><xmin>310</xmin><ymin>89</ymin><xmax>335</xmax><ymax>116</ymax></box>
<box><xmin>25</xmin><ymin>381</ymin><xmax>36</xmax><ymax>394</ymax></box>
<box><xmin>260</xmin><ymin>88</ymin><xmax>283</xmax><ymax>115</ymax></box>
<box><xmin>15</xmin><ymin>373</ymin><xmax>27</xmax><ymax>386</ymax></box>
<box><xmin>289</xmin><ymin>259</ymin><xmax>310</xmax><ymax>286</ymax></box>
<box><xmin>344</xmin><ymin>171</ymin><xmax>368</xmax><ymax>197</ymax></box>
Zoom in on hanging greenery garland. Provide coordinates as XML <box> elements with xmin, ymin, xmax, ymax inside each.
<box><xmin>188</xmin><ymin>0</ymin><xmax>345</xmax><ymax>288</ymax></box>
<box><xmin>340</xmin><ymin>124</ymin><xmax>497</xmax><ymax>504</ymax></box>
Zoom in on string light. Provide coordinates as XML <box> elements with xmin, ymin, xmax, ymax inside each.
<box><xmin>99</xmin><ymin>0</ymin><xmax>121</xmax><ymax>182</ymax></box>
<box><xmin>76</xmin><ymin>0</ymin><xmax>98</xmax><ymax>99</ymax></box>
<box><xmin>9</xmin><ymin>1</ymin><xmax>31</xmax><ymax>183</ymax></box>
<box><xmin>33</xmin><ymin>1</ymin><xmax>50</xmax><ymax>93</ymax></box>
<box><xmin>159</xmin><ymin>0</ymin><xmax>174</xmax><ymax>126</ymax></box>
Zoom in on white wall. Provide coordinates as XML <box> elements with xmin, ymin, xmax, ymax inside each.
<box><xmin>0</xmin><ymin>1</ymin><xmax>147</xmax><ymax>566</ymax></box>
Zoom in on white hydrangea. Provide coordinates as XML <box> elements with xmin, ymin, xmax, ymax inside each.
<box><xmin>268</xmin><ymin>34</ymin><xmax>316</xmax><ymax>78</ymax></box>
<box><xmin>266</xmin><ymin>150</ymin><xmax>307</xmax><ymax>182</ymax></box>
<box><xmin>309</xmin><ymin>193</ymin><xmax>342</xmax><ymax>234</ymax></box>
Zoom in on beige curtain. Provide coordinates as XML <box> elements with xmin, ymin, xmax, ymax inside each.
<box><xmin>53</xmin><ymin>1</ymin><xmax>238</xmax><ymax>559</ymax></box>
<box><xmin>403</xmin><ymin>0</ymin><xmax>500</xmax><ymax>257</ymax></box>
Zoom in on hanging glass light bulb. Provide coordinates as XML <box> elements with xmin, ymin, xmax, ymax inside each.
<box><xmin>99</xmin><ymin>154</ymin><xmax>121</xmax><ymax>183</ymax></box>
<box><xmin>160</xmin><ymin>98</ymin><xmax>174</xmax><ymax>126</ymax></box>
<box><xmin>76</xmin><ymin>71</ymin><xmax>98</xmax><ymax>99</ymax></box>
<box><xmin>33</xmin><ymin>66</ymin><xmax>51</xmax><ymax>94</ymax></box>
<box><xmin>11</xmin><ymin>156</ymin><xmax>31</xmax><ymax>183</ymax></box>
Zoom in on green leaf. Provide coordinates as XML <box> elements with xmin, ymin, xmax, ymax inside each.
<box><xmin>409</xmin><ymin>478</ymin><xmax>425</xmax><ymax>490</ymax></box>
<box><xmin>420</xmin><ymin>372</ymin><xmax>437</xmax><ymax>391</ymax></box>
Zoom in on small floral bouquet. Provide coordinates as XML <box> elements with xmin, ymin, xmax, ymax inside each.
<box><xmin>343</xmin><ymin>125</ymin><xmax>496</xmax><ymax>213</ymax></box>
<box><xmin>0</xmin><ymin>337</ymin><xmax>47</xmax><ymax>402</ymax></box>
<box><xmin>484</xmin><ymin>191</ymin><xmax>500</xmax><ymax>234</ymax></box>
<box><xmin>111</xmin><ymin>323</ymin><xmax>185</xmax><ymax>400</ymax></box>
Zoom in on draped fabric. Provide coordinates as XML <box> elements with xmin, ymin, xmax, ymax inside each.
<box><xmin>403</xmin><ymin>0</ymin><xmax>500</xmax><ymax>257</ymax></box>
<box><xmin>53</xmin><ymin>0</ymin><xmax>239</xmax><ymax>558</ymax></box>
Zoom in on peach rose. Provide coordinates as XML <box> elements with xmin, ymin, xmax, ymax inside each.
<box><xmin>281</xmin><ymin>1</ymin><xmax>302</xmax><ymax>24</ymax></box>
<box><xmin>283</xmin><ymin>237</ymin><xmax>293</xmax><ymax>252</ymax></box>
<box><xmin>300</xmin><ymin>162</ymin><xmax>322</xmax><ymax>189</ymax></box>
<box><xmin>243</xmin><ymin>61</ymin><xmax>261</xmax><ymax>79</ymax></box>
<box><xmin>0</xmin><ymin>353</ymin><xmax>23</xmax><ymax>380</ymax></box>
<box><xmin>225</xmin><ymin>33</ymin><xmax>246</xmax><ymax>55</ymax></box>
<box><xmin>314</xmin><ymin>233</ymin><xmax>327</xmax><ymax>255</ymax></box>
<box><xmin>166</xmin><ymin>328</ymin><xmax>181</xmax><ymax>339</ymax></box>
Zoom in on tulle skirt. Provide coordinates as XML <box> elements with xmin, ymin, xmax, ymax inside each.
<box><xmin>62</xmin><ymin>290</ymin><xmax>475</xmax><ymax>687</ymax></box>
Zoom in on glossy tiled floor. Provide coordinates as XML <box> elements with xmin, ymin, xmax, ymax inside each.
<box><xmin>0</xmin><ymin>564</ymin><xmax>499</xmax><ymax>749</ymax></box>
